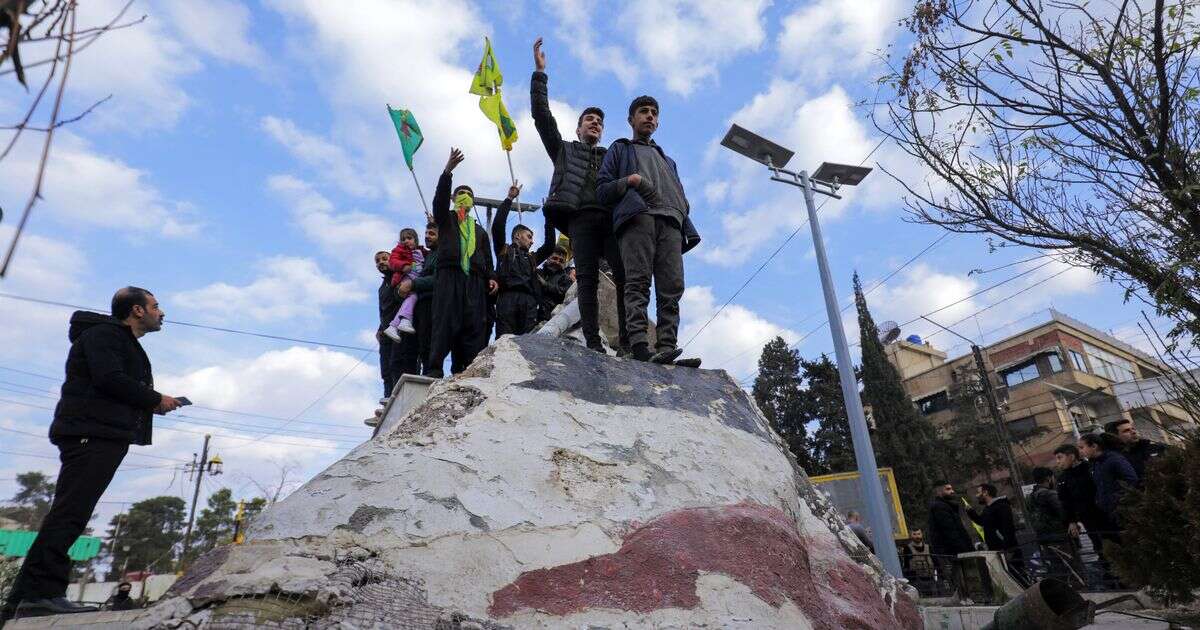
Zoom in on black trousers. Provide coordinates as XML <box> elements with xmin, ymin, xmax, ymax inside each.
<box><xmin>617</xmin><ymin>214</ymin><xmax>683</xmax><ymax>351</ymax></box>
<box><xmin>427</xmin><ymin>269</ymin><xmax>489</xmax><ymax>375</ymax></box>
<box><xmin>378</xmin><ymin>335</ymin><xmax>397</xmax><ymax>397</ymax></box>
<box><xmin>386</xmin><ymin>330</ymin><xmax>420</xmax><ymax>385</ymax></box>
<box><xmin>495</xmin><ymin>291</ymin><xmax>540</xmax><ymax>336</ymax></box>
<box><xmin>6</xmin><ymin>437</ymin><xmax>127</xmax><ymax>605</ymax></box>
<box><xmin>569</xmin><ymin>209</ymin><xmax>627</xmax><ymax>347</ymax></box>
<box><xmin>414</xmin><ymin>297</ymin><xmax>433</xmax><ymax>375</ymax></box>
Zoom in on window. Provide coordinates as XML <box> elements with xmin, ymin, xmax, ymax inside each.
<box><xmin>1069</xmin><ymin>349</ymin><xmax>1087</xmax><ymax>372</ymax></box>
<box><xmin>915</xmin><ymin>391</ymin><xmax>951</xmax><ymax>415</ymax></box>
<box><xmin>1001</xmin><ymin>360</ymin><xmax>1041</xmax><ymax>387</ymax></box>
<box><xmin>1046</xmin><ymin>353</ymin><xmax>1063</xmax><ymax>373</ymax></box>
<box><xmin>1007</xmin><ymin>416</ymin><xmax>1039</xmax><ymax>442</ymax></box>
<box><xmin>1084</xmin><ymin>344</ymin><xmax>1136</xmax><ymax>382</ymax></box>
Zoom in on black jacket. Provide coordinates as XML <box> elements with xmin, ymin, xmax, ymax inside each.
<box><xmin>537</xmin><ymin>265</ymin><xmax>572</xmax><ymax>317</ymax></box>
<box><xmin>1055</xmin><ymin>461</ymin><xmax>1108</xmax><ymax>528</ymax></box>
<box><xmin>967</xmin><ymin>497</ymin><xmax>1018</xmax><ymax>551</ymax></box>
<box><xmin>431</xmin><ymin>171</ymin><xmax>495</xmax><ymax>279</ymax></box>
<box><xmin>927</xmin><ymin>496</ymin><xmax>973</xmax><ymax>556</ymax></box>
<box><xmin>1120</xmin><ymin>438</ymin><xmax>1167</xmax><ymax>482</ymax></box>
<box><xmin>51</xmin><ymin>311</ymin><xmax>162</xmax><ymax>445</ymax></box>
<box><xmin>1027</xmin><ymin>486</ymin><xmax>1067</xmax><ymax>541</ymax></box>
<box><xmin>492</xmin><ymin>197</ymin><xmax>555</xmax><ymax>295</ymax></box>
<box><xmin>1091</xmin><ymin>451</ymin><xmax>1138</xmax><ymax>519</ymax></box>
<box><xmin>531</xmin><ymin>70</ymin><xmax>607</xmax><ymax>231</ymax></box>
<box><xmin>378</xmin><ymin>272</ymin><xmax>401</xmax><ymax>332</ymax></box>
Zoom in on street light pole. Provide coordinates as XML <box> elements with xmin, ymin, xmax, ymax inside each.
<box><xmin>797</xmin><ymin>171</ymin><xmax>904</xmax><ymax>578</ymax></box>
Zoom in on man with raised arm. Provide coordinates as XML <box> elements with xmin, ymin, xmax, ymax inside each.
<box><xmin>531</xmin><ymin>37</ymin><xmax>629</xmax><ymax>354</ymax></box>
<box><xmin>492</xmin><ymin>180</ymin><xmax>557</xmax><ymax>336</ymax></box>
<box><xmin>426</xmin><ymin>148</ymin><xmax>498</xmax><ymax>378</ymax></box>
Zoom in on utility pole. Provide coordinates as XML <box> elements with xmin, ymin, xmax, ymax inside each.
<box><xmin>922</xmin><ymin>317</ymin><xmax>1028</xmax><ymax>513</ymax></box>
<box><xmin>180</xmin><ymin>434</ymin><xmax>223</xmax><ymax>565</ymax></box>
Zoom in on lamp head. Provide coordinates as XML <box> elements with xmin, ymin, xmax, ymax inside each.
<box><xmin>720</xmin><ymin>124</ymin><xmax>794</xmax><ymax>168</ymax></box>
<box><xmin>812</xmin><ymin>162</ymin><xmax>872</xmax><ymax>186</ymax></box>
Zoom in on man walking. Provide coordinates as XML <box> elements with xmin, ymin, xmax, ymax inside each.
<box><xmin>597</xmin><ymin>95</ymin><xmax>701</xmax><ymax>366</ymax></box>
<box><xmin>531</xmin><ymin>37</ymin><xmax>627</xmax><ymax>353</ymax></box>
<box><xmin>1104</xmin><ymin>418</ymin><xmax>1167</xmax><ymax>482</ymax></box>
<box><xmin>3</xmin><ymin>288</ymin><xmax>185</xmax><ymax>621</ymax></box>
<box><xmin>426</xmin><ymin>148</ymin><xmax>497</xmax><ymax>378</ymax></box>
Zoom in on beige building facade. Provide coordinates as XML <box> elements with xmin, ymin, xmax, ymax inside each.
<box><xmin>888</xmin><ymin>310</ymin><xmax>1194</xmax><ymax>476</ymax></box>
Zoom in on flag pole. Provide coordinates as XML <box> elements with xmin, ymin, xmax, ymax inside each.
<box><xmin>409</xmin><ymin>166</ymin><xmax>431</xmax><ymax>222</ymax></box>
<box><xmin>505</xmin><ymin>149</ymin><xmax>522</xmax><ymax>224</ymax></box>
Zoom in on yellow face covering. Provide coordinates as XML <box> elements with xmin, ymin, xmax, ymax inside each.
<box><xmin>453</xmin><ymin>191</ymin><xmax>476</xmax><ymax>274</ymax></box>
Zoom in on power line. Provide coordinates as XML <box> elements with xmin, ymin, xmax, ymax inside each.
<box><xmin>0</xmin><ymin>292</ymin><xmax>376</xmax><ymax>353</ymax></box>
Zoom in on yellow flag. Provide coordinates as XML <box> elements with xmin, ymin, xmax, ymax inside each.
<box><xmin>469</xmin><ymin>37</ymin><xmax>503</xmax><ymax>96</ymax></box>
<box><xmin>469</xmin><ymin>37</ymin><xmax>518</xmax><ymax>150</ymax></box>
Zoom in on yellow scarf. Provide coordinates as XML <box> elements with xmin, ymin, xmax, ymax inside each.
<box><xmin>454</xmin><ymin>191</ymin><xmax>476</xmax><ymax>274</ymax></box>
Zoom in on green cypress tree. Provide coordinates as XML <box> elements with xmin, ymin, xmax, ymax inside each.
<box><xmin>752</xmin><ymin>337</ymin><xmax>815</xmax><ymax>471</ymax></box>
<box><xmin>801</xmin><ymin>355</ymin><xmax>858</xmax><ymax>476</ymax></box>
<box><xmin>854</xmin><ymin>272</ymin><xmax>948</xmax><ymax>529</ymax></box>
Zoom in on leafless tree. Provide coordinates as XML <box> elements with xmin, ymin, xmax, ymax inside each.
<box><xmin>240</xmin><ymin>460</ymin><xmax>302</xmax><ymax>505</ymax></box>
<box><xmin>0</xmin><ymin>1</ymin><xmax>144</xmax><ymax>276</ymax></box>
<box><xmin>878</xmin><ymin>0</ymin><xmax>1200</xmax><ymax>343</ymax></box>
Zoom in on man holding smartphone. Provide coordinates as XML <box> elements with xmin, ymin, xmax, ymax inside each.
<box><xmin>3</xmin><ymin>287</ymin><xmax>186</xmax><ymax>621</ymax></box>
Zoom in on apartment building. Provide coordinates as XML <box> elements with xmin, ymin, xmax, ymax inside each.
<box><xmin>887</xmin><ymin>309</ymin><xmax>1194</xmax><ymax>474</ymax></box>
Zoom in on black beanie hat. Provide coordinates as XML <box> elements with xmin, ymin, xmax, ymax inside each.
<box><xmin>628</xmin><ymin>95</ymin><xmax>659</xmax><ymax>118</ymax></box>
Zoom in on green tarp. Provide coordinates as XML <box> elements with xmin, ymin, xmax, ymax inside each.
<box><xmin>0</xmin><ymin>529</ymin><xmax>102</xmax><ymax>561</ymax></box>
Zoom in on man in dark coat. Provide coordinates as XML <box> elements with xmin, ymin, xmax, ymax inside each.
<box><xmin>1105</xmin><ymin>418</ymin><xmax>1168</xmax><ymax>483</ymax></box>
<box><xmin>1079</xmin><ymin>433</ymin><xmax>1138</xmax><ymax>527</ymax></box>
<box><xmin>426</xmin><ymin>148</ymin><xmax>497</xmax><ymax>378</ymax></box>
<box><xmin>2</xmin><ymin>288</ymin><xmax>184</xmax><ymax>621</ymax></box>
<box><xmin>376</xmin><ymin>251</ymin><xmax>402</xmax><ymax>398</ymax></box>
<box><xmin>967</xmin><ymin>483</ymin><xmax>1026</xmax><ymax>582</ymax></box>
<box><xmin>492</xmin><ymin>181</ymin><xmax>555</xmax><ymax>336</ymax></box>
<box><xmin>927</xmin><ymin>483</ymin><xmax>973</xmax><ymax>557</ymax></box>
<box><xmin>1054</xmin><ymin>443</ymin><xmax>1113</xmax><ymax>549</ymax></box>
<box><xmin>406</xmin><ymin>222</ymin><xmax>439</xmax><ymax>375</ymax></box>
<box><xmin>596</xmin><ymin>95</ymin><xmax>702</xmax><ymax>366</ymax></box>
<box><xmin>1028</xmin><ymin>467</ymin><xmax>1072</xmax><ymax>579</ymax></box>
<box><xmin>536</xmin><ymin>245</ymin><xmax>574</xmax><ymax>320</ymax></box>
<box><xmin>531</xmin><ymin>37</ymin><xmax>626</xmax><ymax>353</ymax></box>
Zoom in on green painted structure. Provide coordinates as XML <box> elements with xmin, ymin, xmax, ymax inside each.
<box><xmin>0</xmin><ymin>529</ymin><xmax>102</xmax><ymax>561</ymax></box>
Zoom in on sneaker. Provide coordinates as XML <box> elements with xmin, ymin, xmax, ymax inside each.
<box><xmin>630</xmin><ymin>343</ymin><xmax>653</xmax><ymax>362</ymax></box>
<box><xmin>383</xmin><ymin>326</ymin><xmax>403</xmax><ymax>342</ymax></box>
<box><xmin>674</xmin><ymin>357</ymin><xmax>702</xmax><ymax>368</ymax></box>
<box><xmin>16</xmin><ymin>597</ymin><xmax>98</xmax><ymax>616</ymax></box>
<box><xmin>615</xmin><ymin>344</ymin><xmax>633</xmax><ymax>359</ymax></box>
<box><xmin>651</xmin><ymin>348</ymin><xmax>684</xmax><ymax>364</ymax></box>
<box><xmin>397</xmin><ymin>318</ymin><xmax>416</xmax><ymax>334</ymax></box>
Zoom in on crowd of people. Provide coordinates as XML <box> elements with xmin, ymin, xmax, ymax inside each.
<box><xmin>905</xmin><ymin>418</ymin><xmax>1169</xmax><ymax>593</ymax></box>
<box><xmin>375</xmin><ymin>38</ymin><xmax>701</xmax><ymax>393</ymax></box>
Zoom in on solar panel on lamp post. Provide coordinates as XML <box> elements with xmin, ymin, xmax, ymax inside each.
<box><xmin>721</xmin><ymin>124</ymin><xmax>903</xmax><ymax>579</ymax></box>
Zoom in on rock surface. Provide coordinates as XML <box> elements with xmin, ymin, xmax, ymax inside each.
<box><xmin>129</xmin><ymin>333</ymin><xmax>920</xmax><ymax>629</ymax></box>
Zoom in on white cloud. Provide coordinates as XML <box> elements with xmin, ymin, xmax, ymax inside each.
<box><xmin>699</xmin><ymin>83</ymin><xmax>875</xmax><ymax>265</ymax></box>
<box><xmin>261</xmin><ymin>117</ymin><xmax>379</xmax><ymax>199</ymax></box>
<box><xmin>621</xmin><ymin>0</ymin><xmax>770</xmax><ymax>96</ymax></box>
<box><xmin>173</xmin><ymin>256</ymin><xmax>367</xmax><ymax>324</ymax></box>
<box><xmin>545</xmin><ymin>0</ymin><xmax>638</xmax><ymax>87</ymax></box>
<box><xmin>266</xmin><ymin>174</ymin><xmax>402</xmax><ymax>281</ymax></box>
<box><xmin>678</xmin><ymin>285</ymin><xmax>800</xmax><ymax>379</ymax></box>
<box><xmin>164</xmin><ymin>0</ymin><xmax>267</xmax><ymax>69</ymax></box>
<box><xmin>0</xmin><ymin>131</ymin><xmax>201</xmax><ymax>237</ymax></box>
<box><xmin>0</xmin><ymin>227</ymin><xmax>85</xmax><ymax>369</ymax></box>
<box><xmin>776</xmin><ymin>0</ymin><xmax>902</xmax><ymax>81</ymax></box>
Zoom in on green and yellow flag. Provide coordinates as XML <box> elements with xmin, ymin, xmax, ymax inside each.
<box><xmin>469</xmin><ymin>37</ymin><xmax>518</xmax><ymax>151</ymax></box>
<box><xmin>387</xmin><ymin>106</ymin><xmax>423</xmax><ymax>169</ymax></box>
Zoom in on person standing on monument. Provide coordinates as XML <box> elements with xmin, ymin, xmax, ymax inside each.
<box><xmin>596</xmin><ymin>94</ymin><xmax>701</xmax><ymax>366</ymax></box>
<box><xmin>375</xmin><ymin>250</ymin><xmax>402</xmax><ymax>398</ymax></box>
<box><xmin>426</xmin><ymin>148</ymin><xmax>498</xmax><ymax>378</ymax></box>
<box><xmin>492</xmin><ymin>181</ymin><xmax>556</xmax><ymax>336</ymax></box>
<box><xmin>531</xmin><ymin>37</ymin><xmax>628</xmax><ymax>354</ymax></box>
<box><xmin>2</xmin><ymin>288</ymin><xmax>185</xmax><ymax>621</ymax></box>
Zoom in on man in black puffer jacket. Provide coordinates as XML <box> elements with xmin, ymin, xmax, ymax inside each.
<box><xmin>531</xmin><ymin>37</ymin><xmax>627</xmax><ymax>354</ymax></box>
<box><xmin>3</xmin><ymin>288</ymin><xmax>184</xmax><ymax>622</ymax></box>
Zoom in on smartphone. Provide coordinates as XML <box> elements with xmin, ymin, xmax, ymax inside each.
<box><xmin>176</xmin><ymin>396</ymin><xmax>193</xmax><ymax>406</ymax></box>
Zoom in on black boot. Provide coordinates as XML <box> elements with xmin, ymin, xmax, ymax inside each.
<box><xmin>630</xmin><ymin>343</ymin><xmax>653</xmax><ymax>362</ymax></box>
<box><xmin>650</xmin><ymin>348</ymin><xmax>683</xmax><ymax>364</ymax></box>
<box><xmin>674</xmin><ymin>357</ymin><xmax>702</xmax><ymax>368</ymax></box>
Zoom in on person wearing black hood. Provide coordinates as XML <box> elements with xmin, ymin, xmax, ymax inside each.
<box><xmin>104</xmin><ymin>582</ymin><xmax>137</xmax><ymax>611</ymax></box>
<box><xmin>2</xmin><ymin>288</ymin><xmax>185</xmax><ymax>622</ymax></box>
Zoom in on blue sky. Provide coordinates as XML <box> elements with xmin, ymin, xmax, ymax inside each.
<box><xmin>0</xmin><ymin>0</ymin><xmax>1170</xmax><ymax>533</ymax></box>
